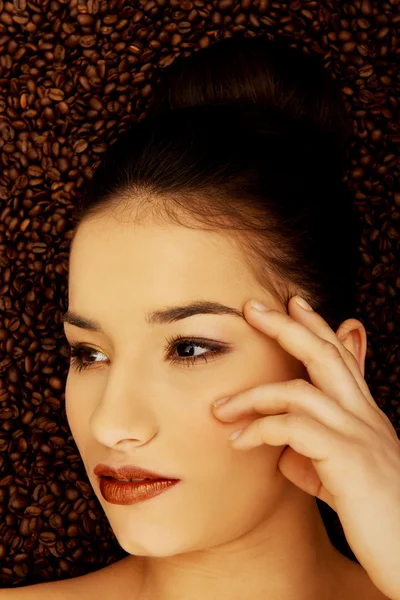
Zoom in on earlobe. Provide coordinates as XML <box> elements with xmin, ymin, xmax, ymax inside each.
<box><xmin>336</xmin><ymin>319</ymin><xmax>367</xmax><ymax>378</ymax></box>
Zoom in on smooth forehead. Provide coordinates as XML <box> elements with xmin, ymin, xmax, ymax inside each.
<box><xmin>68</xmin><ymin>214</ymin><xmax>262</xmax><ymax>305</ymax></box>
<box><xmin>70</xmin><ymin>214</ymin><xmax>249</xmax><ymax>269</ymax></box>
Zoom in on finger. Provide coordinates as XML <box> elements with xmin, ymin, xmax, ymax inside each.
<box><xmin>213</xmin><ymin>378</ymin><xmax>368</xmax><ymax>437</ymax></box>
<box><xmin>286</xmin><ymin>297</ymin><xmax>375</xmax><ymax>404</ymax></box>
<box><xmin>278</xmin><ymin>446</ymin><xmax>323</xmax><ymax>499</ymax></box>
<box><xmin>244</xmin><ymin>299</ymin><xmax>379</xmax><ymax>426</ymax></box>
<box><xmin>287</xmin><ymin>298</ymin><xmax>391</xmax><ymax>430</ymax></box>
<box><xmin>229</xmin><ymin>412</ymin><xmax>353</xmax><ymax>506</ymax></box>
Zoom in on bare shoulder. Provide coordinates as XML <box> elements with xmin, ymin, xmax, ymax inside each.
<box><xmin>0</xmin><ymin>578</ymin><xmax>76</xmax><ymax>600</ymax></box>
<box><xmin>0</xmin><ymin>556</ymin><xmax>140</xmax><ymax>600</ymax></box>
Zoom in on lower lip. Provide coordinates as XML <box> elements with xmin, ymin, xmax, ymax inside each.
<box><xmin>98</xmin><ymin>477</ymin><xmax>180</xmax><ymax>506</ymax></box>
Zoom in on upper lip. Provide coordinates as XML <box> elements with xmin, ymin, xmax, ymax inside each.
<box><xmin>94</xmin><ymin>463</ymin><xmax>180</xmax><ymax>481</ymax></box>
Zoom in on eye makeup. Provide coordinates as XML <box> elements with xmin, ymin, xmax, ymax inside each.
<box><xmin>68</xmin><ymin>334</ymin><xmax>232</xmax><ymax>373</ymax></box>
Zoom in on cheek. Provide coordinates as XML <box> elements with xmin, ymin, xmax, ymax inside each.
<box><xmin>188</xmin><ymin>409</ymin><xmax>285</xmax><ymax>516</ymax></box>
<box><xmin>188</xmin><ymin>400</ymin><xmax>286</xmax><ymax>480</ymax></box>
<box><xmin>176</xmin><ymin>402</ymin><xmax>258</xmax><ymax>476</ymax></box>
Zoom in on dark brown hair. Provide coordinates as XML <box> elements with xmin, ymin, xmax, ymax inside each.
<box><xmin>70</xmin><ymin>32</ymin><xmax>361</xmax><ymax>562</ymax></box>
<box><xmin>71</xmin><ymin>33</ymin><xmax>360</xmax><ymax>334</ymax></box>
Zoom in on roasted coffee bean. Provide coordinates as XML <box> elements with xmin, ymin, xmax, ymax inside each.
<box><xmin>0</xmin><ymin>0</ymin><xmax>398</xmax><ymax>589</ymax></box>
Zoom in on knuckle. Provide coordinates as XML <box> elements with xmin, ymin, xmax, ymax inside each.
<box><xmin>341</xmin><ymin>345</ymin><xmax>355</xmax><ymax>361</ymax></box>
<box><xmin>287</xmin><ymin>412</ymin><xmax>302</xmax><ymax>427</ymax></box>
<box><xmin>290</xmin><ymin>378</ymin><xmax>310</xmax><ymax>391</ymax></box>
<box><xmin>286</xmin><ymin>379</ymin><xmax>309</xmax><ymax>411</ymax></box>
<box><xmin>322</xmin><ymin>340</ymin><xmax>341</xmax><ymax>360</ymax></box>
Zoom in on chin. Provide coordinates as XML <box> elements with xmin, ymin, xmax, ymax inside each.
<box><xmin>116</xmin><ymin>535</ymin><xmax>193</xmax><ymax>558</ymax></box>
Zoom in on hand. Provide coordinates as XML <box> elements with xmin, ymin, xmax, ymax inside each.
<box><xmin>212</xmin><ymin>296</ymin><xmax>400</xmax><ymax>600</ymax></box>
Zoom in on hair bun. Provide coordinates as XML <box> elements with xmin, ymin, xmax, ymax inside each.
<box><xmin>149</xmin><ymin>34</ymin><xmax>350</xmax><ymax>162</ymax></box>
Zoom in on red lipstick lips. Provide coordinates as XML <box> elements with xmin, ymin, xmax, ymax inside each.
<box><xmin>94</xmin><ymin>463</ymin><xmax>180</xmax><ymax>481</ymax></box>
<box><xmin>94</xmin><ymin>464</ymin><xmax>181</xmax><ymax>506</ymax></box>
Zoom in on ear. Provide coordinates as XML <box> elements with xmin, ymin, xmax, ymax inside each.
<box><xmin>335</xmin><ymin>318</ymin><xmax>368</xmax><ymax>378</ymax></box>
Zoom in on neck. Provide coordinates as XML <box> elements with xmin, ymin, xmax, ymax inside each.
<box><xmin>133</xmin><ymin>485</ymin><xmax>354</xmax><ymax>600</ymax></box>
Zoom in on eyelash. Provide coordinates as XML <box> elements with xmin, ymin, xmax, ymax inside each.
<box><xmin>68</xmin><ymin>334</ymin><xmax>228</xmax><ymax>373</ymax></box>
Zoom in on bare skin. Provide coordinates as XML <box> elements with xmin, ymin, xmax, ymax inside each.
<box><xmin>62</xmin><ymin>209</ymin><xmax>390</xmax><ymax>600</ymax></box>
<box><xmin>79</xmin><ymin>551</ymin><xmax>391</xmax><ymax>600</ymax></box>
<box><xmin>2</xmin><ymin>552</ymin><xmax>389</xmax><ymax>600</ymax></box>
<box><xmin>76</xmin><ymin>551</ymin><xmax>389</xmax><ymax>600</ymax></box>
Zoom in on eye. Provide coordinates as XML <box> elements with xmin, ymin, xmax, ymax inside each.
<box><xmin>164</xmin><ymin>334</ymin><xmax>229</xmax><ymax>368</ymax></box>
<box><xmin>68</xmin><ymin>342</ymin><xmax>107</xmax><ymax>373</ymax></box>
<box><xmin>67</xmin><ymin>335</ymin><xmax>229</xmax><ymax>373</ymax></box>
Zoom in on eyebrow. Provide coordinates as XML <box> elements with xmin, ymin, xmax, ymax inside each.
<box><xmin>62</xmin><ymin>300</ymin><xmax>244</xmax><ymax>332</ymax></box>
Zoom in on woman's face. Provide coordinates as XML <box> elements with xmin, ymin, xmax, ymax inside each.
<box><xmin>64</xmin><ymin>212</ymin><xmax>309</xmax><ymax>558</ymax></box>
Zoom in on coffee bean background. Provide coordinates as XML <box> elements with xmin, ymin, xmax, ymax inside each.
<box><xmin>0</xmin><ymin>0</ymin><xmax>399</xmax><ymax>589</ymax></box>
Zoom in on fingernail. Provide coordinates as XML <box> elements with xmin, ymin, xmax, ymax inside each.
<box><xmin>250</xmin><ymin>300</ymin><xmax>271</xmax><ymax>312</ymax></box>
<box><xmin>295</xmin><ymin>296</ymin><xmax>313</xmax><ymax>311</ymax></box>
<box><xmin>228</xmin><ymin>428</ymin><xmax>244</xmax><ymax>441</ymax></box>
<box><xmin>213</xmin><ymin>397</ymin><xmax>231</xmax><ymax>408</ymax></box>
